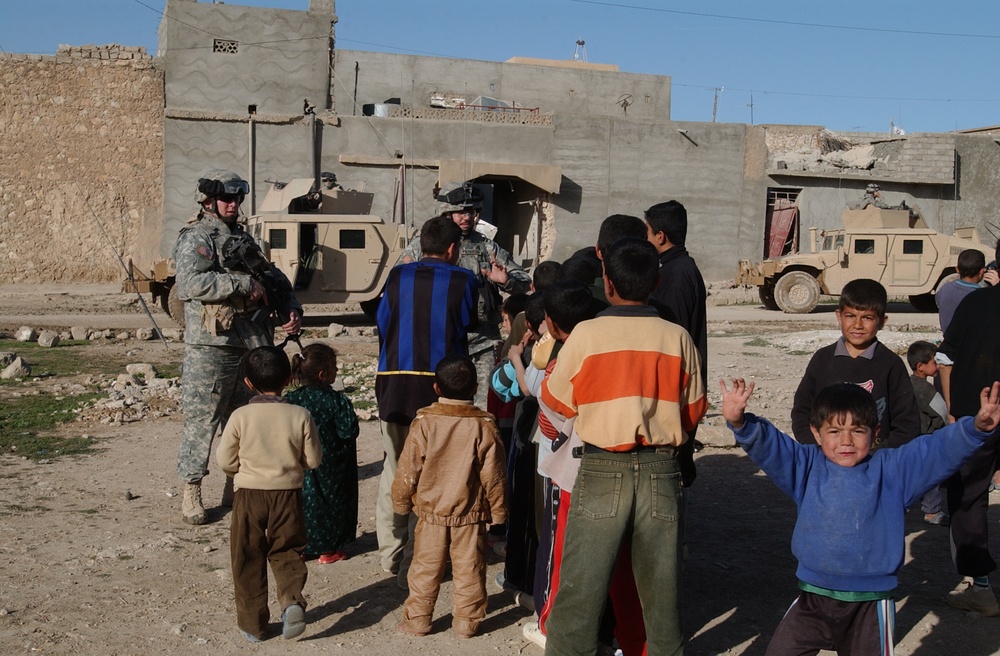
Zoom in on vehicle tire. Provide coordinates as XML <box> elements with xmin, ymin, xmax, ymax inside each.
<box><xmin>934</xmin><ymin>272</ymin><xmax>959</xmax><ymax>296</ymax></box>
<box><xmin>909</xmin><ymin>293</ymin><xmax>938</xmax><ymax>313</ymax></box>
<box><xmin>166</xmin><ymin>284</ymin><xmax>186</xmax><ymax>331</ymax></box>
<box><xmin>758</xmin><ymin>284</ymin><xmax>779</xmax><ymax>310</ymax></box>
<box><xmin>774</xmin><ymin>272</ymin><xmax>820</xmax><ymax>314</ymax></box>
<box><xmin>359</xmin><ymin>296</ymin><xmax>381</xmax><ymax>321</ymax></box>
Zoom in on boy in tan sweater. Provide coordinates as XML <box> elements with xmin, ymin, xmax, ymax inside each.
<box><xmin>392</xmin><ymin>354</ymin><xmax>508</xmax><ymax>638</ymax></box>
<box><xmin>216</xmin><ymin>346</ymin><xmax>322</xmax><ymax>642</ymax></box>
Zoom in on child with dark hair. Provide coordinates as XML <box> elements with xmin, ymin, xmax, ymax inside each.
<box><xmin>722</xmin><ymin>378</ymin><xmax>1000</xmax><ymax>654</ymax></box>
<box><xmin>490</xmin><ymin>290</ymin><xmax>550</xmax><ymax>613</ymax></box>
<box><xmin>906</xmin><ymin>340</ymin><xmax>950</xmax><ymax>525</ymax></box>
<box><xmin>392</xmin><ymin>354</ymin><xmax>508</xmax><ymax>638</ymax></box>
<box><xmin>500</xmin><ymin>292</ymin><xmax>528</xmax><ymax>339</ymax></box>
<box><xmin>936</xmin><ymin>248</ymin><xmax>987</xmax><ymax>332</ymax></box>
<box><xmin>792</xmin><ymin>278</ymin><xmax>920</xmax><ymax>448</ymax></box>
<box><xmin>286</xmin><ymin>342</ymin><xmax>360</xmax><ymax>564</ymax></box>
<box><xmin>216</xmin><ymin>346</ymin><xmax>322</xmax><ymax>642</ymax></box>
<box><xmin>540</xmin><ymin>238</ymin><xmax>706</xmax><ymax>655</ymax></box>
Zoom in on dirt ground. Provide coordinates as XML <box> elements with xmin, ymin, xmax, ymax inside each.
<box><xmin>0</xmin><ymin>284</ymin><xmax>997</xmax><ymax>655</ymax></box>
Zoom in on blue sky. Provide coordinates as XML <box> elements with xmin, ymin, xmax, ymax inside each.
<box><xmin>3</xmin><ymin>0</ymin><xmax>999</xmax><ymax>133</ymax></box>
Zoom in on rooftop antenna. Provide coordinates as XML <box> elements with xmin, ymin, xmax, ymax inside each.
<box><xmin>573</xmin><ymin>38</ymin><xmax>588</xmax><ymax>62</ymax></box>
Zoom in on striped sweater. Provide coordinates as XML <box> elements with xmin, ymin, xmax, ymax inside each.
<box><xmin>541</xmin><ymin>305</ymin><xmax>706</xmax><ymax>451</ymax></box>
<box><xmin>376</xmin><ymin>257</ymin><xmax>479</xmax><ymax>425</ymax></box>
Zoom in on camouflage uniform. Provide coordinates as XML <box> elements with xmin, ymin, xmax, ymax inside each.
<box><xmin>173</xmin><ymin>211</ymin><xmax>302</xmax><ymax>485</ymax></box>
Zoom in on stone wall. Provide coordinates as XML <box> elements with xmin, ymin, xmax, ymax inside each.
<box><xmin>0</xmin><ymin>45</ymin><xmax>163</xmax><ymax>283</ymax></box>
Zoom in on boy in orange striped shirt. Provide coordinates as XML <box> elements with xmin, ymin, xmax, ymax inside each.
<box><xmin>540</xmin><ymin>238</ymin><xmax>707</xmax><ymax>656</ymax></box>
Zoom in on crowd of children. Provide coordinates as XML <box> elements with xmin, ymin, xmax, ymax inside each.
<box><xmin>206</xmin><ymin>211</ymin><xmax>1000</xmax><ymax>654</ymax></box>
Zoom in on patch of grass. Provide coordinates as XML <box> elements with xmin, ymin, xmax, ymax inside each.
<box><xmin>787</xmin><ymin>350</ymin><xmax>812</xmax><ymax>356</ymax></box>
<box><xmin>353</xmin><ymin>399</ymin><xmax>376</xmax><ymax>411</ymax></box>
<box><xmin>2</xmin><ymin>503</ymin><xmax>49</xmax><ymax>515</ymax></box>
<box><xmin>0</xmin><ymin>390</ymin><xmax>102</xmax><ymax>460</ymax></box>
<box><xmin>743</xmin><ymin>337</ymin><xmax>771</xmax><ymax>347</ymax></box>
<box><xmin>0</xmin><ymin>339</ymin><xmax>174</xmax><ymax>379</ymax></box>
<box><xmin>157</xmin><ymin>363</ymin><xmax>181</xmax><ymax>379</ymax></box>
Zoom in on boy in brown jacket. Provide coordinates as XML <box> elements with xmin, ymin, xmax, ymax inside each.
<box><xmin>392</xmin><ymin>354</ymin><xmax>508</xmax><ymax>638</ymax></box>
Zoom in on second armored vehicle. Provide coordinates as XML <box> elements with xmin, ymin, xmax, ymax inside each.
<box><xmin>736</xmin><ymin>205</ymin><xmax>993</xmax><ymax>313</ymax></box>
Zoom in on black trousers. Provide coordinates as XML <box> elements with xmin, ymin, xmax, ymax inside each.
<box><xmin>946</xmin><ymin>427</ymin><xmax>1000</xmax><ymax>577</ymax></box>
<box><xmin>766</xmin><ymin>591</ymin><xmax>895</xmax><ymax>656</ymax></box>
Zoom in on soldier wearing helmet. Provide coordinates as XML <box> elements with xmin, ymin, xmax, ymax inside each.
<box><xmin>400</xmin><ymin>181</ymin><xmax>531</xmax><ymax>328</ymax></box>
<box><xmin>851</xmin><ymin>183</ymin><xmax>890</xmax><ymax>210</ymax></box>
<box><xmin>172</xmin><ymin>169</ymin><xmax>303</xmax><ymax>525</ymax></box>
<box><xmin>398</xmin><ymin>181</ymin><xmax>531</xmax><ymax>402</ymax></box>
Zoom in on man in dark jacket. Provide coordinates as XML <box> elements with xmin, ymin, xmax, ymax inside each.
<box><xmin>645</xmin><ymin>200</ymin><xmax>707</xmax><ymax>485</ymax></box>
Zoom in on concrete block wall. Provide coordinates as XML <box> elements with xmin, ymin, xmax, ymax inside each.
<box><xmin>0</xmin><ymin>47</ymin><xmax>163</xmax><ymax>283</ymax></box>
<box><xmin>896</xmin><ymin>134</ymin><xmax>955</xmax><ymax>183</ymax></box>
<box><xmin>161</xmin><ymin>0</ymin><xmax>334</xmax><ymax>117</ymax></box>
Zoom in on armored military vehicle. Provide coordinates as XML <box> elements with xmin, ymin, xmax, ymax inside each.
<box><xmin>735</xmin><ymin>205</ymin><xmax>993</xmax><ymax>314</ymax></box>
<box><xmin>124</xmin><ymin>179</ymin><xmax>411</xmax><ymax>329</ymax></box>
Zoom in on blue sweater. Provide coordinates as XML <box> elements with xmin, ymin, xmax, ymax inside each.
<box><xmin>730</xmin><ymin>414</ymin><xmax>989</xmax><ymax>593</ymax></box>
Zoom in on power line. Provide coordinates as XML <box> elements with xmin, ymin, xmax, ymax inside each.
<box><xmin>566</xmin><ymin>0</ymin><xmax>1000</xmax><ymax>40</ymax></box>
<box><xmin>672</xmin><ymin>81</ymin><xmax>1000</xmax><ymax>105</ymax></box>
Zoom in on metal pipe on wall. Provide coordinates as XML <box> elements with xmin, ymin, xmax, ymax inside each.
<box><xmin>247</xmin><ymin>110</ymin><xmax>257</xmax><ymax>215</ymax></box>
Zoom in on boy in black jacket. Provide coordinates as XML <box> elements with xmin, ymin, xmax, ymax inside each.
<box><xmin>791</xmin><ymin>278</ymin><xmax>920</xmax><ymax>449</ymax></box>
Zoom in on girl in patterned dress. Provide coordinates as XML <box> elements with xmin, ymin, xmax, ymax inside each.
<box><xmin>286</xmin><ymin>343</ymin><xmax>360</xmax><ymax>564</ymax></box>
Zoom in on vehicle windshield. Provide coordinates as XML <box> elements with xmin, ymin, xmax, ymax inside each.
<box><xmin>821</xmin><ymin>232</ymin><xmax>845</xmax><ymax>251</ymax></box>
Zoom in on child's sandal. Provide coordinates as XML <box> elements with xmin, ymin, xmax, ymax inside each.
<box><xmin>318</xmin><ymin>550</ymin><xmax>347</xmax><ymax>564</ymax></box>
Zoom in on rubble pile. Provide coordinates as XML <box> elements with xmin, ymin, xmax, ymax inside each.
<box><xmin>335</xmin><ymin>359</ymin><xmax>378</xmax><ymax>421</ymax></box>
<box><xmin>76</xmin><ymin>366</ymin><xmax>182</xmax><ymax>426</ymax></box>
<box><xmin>72</xmin><ymin>357</ymin><xmax>380</xmax><ymax>426</ymax></box>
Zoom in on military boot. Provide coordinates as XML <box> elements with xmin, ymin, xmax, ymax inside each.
<box><xmin>221</xmin><ymin>476</ymin><xmax>235</xmax><ymax>508</ymax></box>
<box><xmin>182</xmin><ymin>481</ymin><xmax>207</xmax><ymax>525</ymax></box>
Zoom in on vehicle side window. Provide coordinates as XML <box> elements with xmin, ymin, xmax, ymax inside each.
<box><xmin>822</xmin><ymin>236</ymin><xmax>832</xmax><ymax>250</ymax></box>
<box><xmin>902</xmin><ymin>239</ymin><xmax>923</xmax><ymax>254</ymax></box>
<box><xmin>340</xmin><ymin>229</ymin><xmax>366</xmax><ymax>249</ymax></box>
<box><xmin>854</xmin><ymin>239</ymin><xmax>875</xmax><ymax>254</ymax></box>
<box><xmin>269</xmin><ymin>229</ymin><xmax>287</xmax><ymax>249</ymax></box>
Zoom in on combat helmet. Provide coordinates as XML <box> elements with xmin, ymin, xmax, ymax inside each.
<box><xmin>195</xmin><ymin>169</ymin><xmax>250</xmax><ymax>203</ymax></box>
<box><xmin>865</xmin><ymin>183</ymin><xmax>881</xmax><ymax>194</ymax></box>
<box><xmin>436</xmin><ymin>181</ymin><xmax>484</xmax><ymax>214</ymax></box>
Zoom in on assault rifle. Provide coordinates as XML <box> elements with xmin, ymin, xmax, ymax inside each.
<box><xmin>221</xmin><ymin>232</ymin><xmax>300</xmax><ymax>342</ymax></box>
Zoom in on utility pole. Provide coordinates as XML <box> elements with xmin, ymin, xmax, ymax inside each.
<box><xmin>712</xmin><ymin>86</ymin><xmax>724</xmax><ymax>122</ymax></box>
<box><xmin>747</xmin><ymin>91</ymin><xmax>755</xmax><ymax>126</ymax></box>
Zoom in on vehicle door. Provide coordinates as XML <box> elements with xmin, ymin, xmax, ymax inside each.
<box><xmin>846</xmin><ymin>234</ymin><xmax>888</xmax><ymax>284</ymax></box>
<box><xmin>884</xmin><ymin>235</ymin><xmax>936</xmax><ymax>290</ymax></box>
<box><xmin>315</xmin><ymin>221</ymin><xmax>387</xmax><ymax>293</ymax></box>
<box><xmin>257</xmin><ymin>220</ymin><xmax>300</xmax><ymax>286</ymax></box>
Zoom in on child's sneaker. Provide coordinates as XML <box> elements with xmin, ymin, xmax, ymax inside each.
<box><xmin>923</xmin><ymin>512</ymin><xmax>950</xmax><ymax>526</ymax></box>
<box><xmin>240</xmin><ymin>630</ymin><xmax>265</xmax><ymax>643</ymax></box>
<box><xmin>946</xmin><ymin>582</ymin><xmax>1000</xmax><ymax>617</ymax></box>
<box><xmin>281</xmin><ymin>603</ymin><xmax>306</xmax><ymax>639</ymax></box>
<box><xmin>522</xmin><ymin>621</ymin><xmax>546</xmax><ymax>649</ymax></box>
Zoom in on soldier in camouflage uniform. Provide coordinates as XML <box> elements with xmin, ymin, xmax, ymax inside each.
<box><xmin>850</xmin><ymin>183</ymin><xmax>891</xmax><ymax>210</ymax></box>
<box><xmin>173</xmin><ymin>169</ymin><xmax>303</xmax><ymax>525</ymax></box>
<box><xmin>399</xmin><ymin>182</ymin><xmax>531</xmax><ymax>401</ymax></box>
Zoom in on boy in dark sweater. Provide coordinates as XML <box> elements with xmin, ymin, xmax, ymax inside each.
<box><xmin>791</xmin><ymin>278</ymin><xmax>919</xmax><ymax>449</ymax></box>
<box><xmin>907</xmin><ymin>340</ymin><xmax>949</xmax><ymax>526</ymax></box>
<box><xmin>722</xmin><ymin>378</ymin><xmax>1000</xmax><ymax>655</ymax></box>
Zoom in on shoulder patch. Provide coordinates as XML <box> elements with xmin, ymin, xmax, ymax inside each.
<box><xmin>196</xmin><ymin>245</ymin><xmax>213</xmax><ymax>260</ymax></box>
